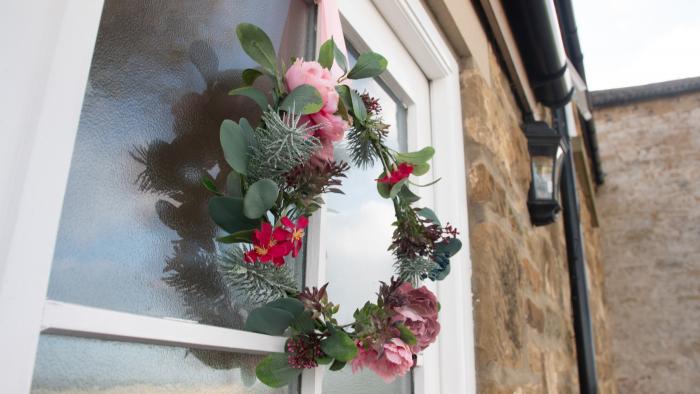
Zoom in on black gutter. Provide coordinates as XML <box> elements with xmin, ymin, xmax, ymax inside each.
<box><xmin>554</xmin><ymin>108</ymin><xmax>599</xmax><ymax>394</ymax></box>
<box><xmin>555</xmin><ymin>0</ymin><xmax>605</xmax><ymax>185</ymax></box>
<box><xmin>502</xmin><ymin>0</ymin><xmax>574</xmax><ymax>107</ymax></box>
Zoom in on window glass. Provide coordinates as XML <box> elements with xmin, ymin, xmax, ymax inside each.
<box><xmin>46</xmin><ymin>0</ymin><xmax>311</xmax><ymax>329</ymax></box>
<box><xmin>30</xmin><ymin>335</ymin><xmax>295</xmax><ymax>393</ymax></box>
<box><xmin>322</xmin><ymin>48</ymin><xmax>413</xmax><ymax>394</ymax></box>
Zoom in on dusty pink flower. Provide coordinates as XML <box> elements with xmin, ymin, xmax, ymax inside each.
<box><xmin>351</xmin><ymin>339</ymin><xmax>413</xmax><ymax>383</ymax></box>
<box><xmin>392</xmin><ymin>283</ymin><xmax>440</xmax><ymax>352</ymax></box>
<box><xmin>285</xmin><ymin>59</ymin><xmax>339</xmax><ymax>114</ymax></box>
<box><xmin>285</xmin><ymin>59</ymin><xmax>349</xmax><ymax>164</ymax></box>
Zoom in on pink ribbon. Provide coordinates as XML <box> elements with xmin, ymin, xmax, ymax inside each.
<box><xmin>316</xmin><ymin>0</ymin><xmax>349</xmax><ymax>80</ymax></box>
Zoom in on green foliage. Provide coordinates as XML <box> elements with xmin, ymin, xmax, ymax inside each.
<box><xmin>236</xmin><ymin>23</ymin><xmax>277</xmax><ymax>75</ymax></box>
<box><xmin>394</xmin><ymin>257</ymin><xmax>438</xmax><ymax>287</ymax></box>
<box><xmin>215</xmin><ymin>229</ymin><xmax>253</xmax><ymax>244</ymax></box>
<box><xmin>201</xmin><ymin>177</ymin><xmax>222</xmax><ymax>196</ymax></box>
<box><xmin>208</xmin><ymin>196</ymin><xmax>259</xmax><ymax>234</ymax></box>
<box><xmin>398</xmin><ymin>185</ymin><xmax>420</xmax><ymax>203</ymax></box>
<box><xmin>226</xmin><ymin>171</ymin><xmax>242</xmax><ymax>198</ymax></box>
<box><xmin>329</xmin><ymin>359</ymin><xmax>346</xmax><ymax>371</ymax></box>
<box><xmin>395</xmin><ymin>146</ymin><xmax>435</xmax><ymax>165</ymax></box>
<box><xmin>248</xmin><ymin>110</ymin><xmax>321</xmax><ymax>182</ymax></box>
<box><xmin>435</xmin><ymin>238</ymin><xmax>462</xmax><ymax>258</ymax></box>
<box><xmin>255</xmin><ymin>353</ymin><xmax>302</xmax><ymax>388</ymax></box>
<box><xmin>279</xmin><ymin>84</ymin><xmax>324</xmax><ymax>115</ymax></box>
<box><xmin>347</xmin><ymin>52</ymin><xmax>388</xmax><ymax>79</ymax></box>
<box><xmin>229</xmin><ymin>86</ymin><xmax>269</xmax><ymax>110</ymax></box>
<box><xmin>243</xmin><ymin>179</ymin><xmax>279</xmax><ymax>219</ymax></box>
<box><xmin>412</xmin><ymin>162</ymin><xmax>430</xmax><ymax>176</ymax></box>
<box><xmin>318</xmin><ymin>38</ymin><xmax>335</xmax><ymax>69</ymax></box>
<box><xmin>217</xmin><ymin>247</ymin><xmax>298</xmax><ymax>305</ymax></box>
<box><xmin>242</xmin><ymin>68</ymin><xmax>263</xmax><ymax>85</ymax></box>
<box><xmin>320</xmin><ymin>326</ymin><xmax>358</xmax><ymax>362</ymax></box>
<box><xmin>350</xmin><ymin>89</ymin><xmax>368</xmax><ymax>123</ymax></box>
<box><xmin>390</xmin><ymin>179</ymin><xmax>408</xmax><ymax>198</ymax></box>
<box><xmin>220</xmin><ymin>120</ymin><xmax>250</xmax><ymax>175</ymax></box>
<box><xmin>416</xmin><ymin>207</ymin><xmax>440</xmax><ymax>225</ymax></box>
<box><xmin>397</xmin><ymin>323</ymin><xmax>417</xmax><ymax>346</ymax></box>
<box><xmin>246</xmin><ymin>306</ymin><xmax>295</xmax><ymax>335</ymax></box>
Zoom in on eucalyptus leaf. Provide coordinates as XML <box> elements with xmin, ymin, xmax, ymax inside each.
<box><xmin>255</xmin><ymin>353</ymin><xmax>302</xmax><ymax>388</ymax></box>
<box><xmin>229</xmin><ymin>86</ymin><xmax>268</xmax><ymax>110</ymax></box>
<box><xmin>243</xmin><ymin>179</ymin><xmax>279</xmax><ymax>219</ymax></box>
<box><xmin>395</xmin><ymin>146</ymin><xmax>435</xmax><ymax>165</ymax></box>
<box><xmin>220</xmin><ymin>120</ymin><xmax>249</xmax><ymax>175</ymax></box>
<box><xmin>226</xmin><ymin>171</ymin><xmax>242</xmax><ymax>198</ymax></box>
<box><xmin>266</xmin><ymin>297</ymin><xmax>304</xmax><ymax>316</ymax></box>
<box><xmin>347</xmin><ymin>52</ymin><xmax>388</xmax><ymax>79</ymax></box>
<box><xmin>289</xmin><ymin>311</ymin><xmax>315</xmax><ymax>333</ymax></box>
<box><xmin>279</xmin><ymin>84</ymin><xmax>323</xmax><ymax>115</ymax></box>
<box><xmin>236</xmin><ymin>23</ymin><xmax>277</xmax><ymax>74</ymax></box>
<box><xmin>317</xmin><ymin>356</ymin><xmax>333</xmax><ymax>365</ymax></box>
<box><xmin>398</xmin><ymin>185</ymin><xmax>421</xmax><ymax>203</ymax></box>
<box><xmin>435</xmin><ymin>238</ymin><xmax>462</xmax><ymax>258</ymax></box>
<box><xmin>389</xmin><ymin>178</ymin><xmax>408</xmax><ymax>199</ymax></box>
<box><xmin>329</xmin><ymin>359</ymin><xmax>347</xmax><ymax>371</ymax></box>
<box><xmin>318</xmin><ymin>38</ymin><xmax>335</xmax><ymax>69</ymax></box>
<box><xmin>412</xmin><ymin>162</ymin><xmax>430</xmax><ymax>176</ymax></box>
<box><xmin>417</xmin><ymin>207</ymin><xmax>440</xmax><ymax>225</ymax></box>
<box><xmin>242</xmin><ymin>68</ymin><xmax>264</xmax><ymax>85</ymax></box>
<box><xmin>239</xmin><ymin>117</ymin><xmax>258</xmax><ymax>149</ymax></box>
<box><xmin>320</xmin><ymin>326</ymin><xmax>358</xmax><ymax>362</ymax></box>
<box><xmin>245</xmin><ymin>306</ymin><xmax>294</xmax><ymax>336</ymax></box>
<box><xmin>208</xmin><ymin>196</ymin><xmax>259</xmax><ymax>234</ymax></box>
<box><xmin>377</xmin><ymin>178</ymin><xmax>391</xmax><ymax>199</ymax></box>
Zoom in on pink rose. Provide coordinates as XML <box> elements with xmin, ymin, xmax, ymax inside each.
<box><xmin>351</xmin><ymin>339</ymin><xmax>414</xmax><ymax>383</ymax></box>
<box><xmin>285</xmin><ymin>58</ymin><xmax>339</xmax><ymax>114</ymax></box>
<box><xmin>392</xmin><ymin>283</ymin><xmax>441</xmax><ymax>352</ymax></box>
<box><xmin>285</xmin><ymin>59</ymin><xmax>349</xmax><ymax>164</ymax></box>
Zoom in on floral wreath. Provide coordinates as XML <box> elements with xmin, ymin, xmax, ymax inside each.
<box><xmin>202</xmin><ymin>23</ymin><xmax>462</xmax><ymax>387</ymax></box>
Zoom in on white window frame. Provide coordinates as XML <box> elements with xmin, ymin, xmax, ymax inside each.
<box><xmin>0</xmin><ymin>1</ymin><xmax>475</xmax><ymax>393</ymax></box>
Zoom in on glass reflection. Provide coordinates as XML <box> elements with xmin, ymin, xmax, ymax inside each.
<box><xmin>30</xmin><ymin>335</ymin><xmax>292</xmax><ymax>394</ymax></box>
<box><xmin>322</xmin><ymin>49</ymin><xmax>413</xmax><ymax>393</ymax></box>
<box><xmin>47</xmin><ymin>0</ymin><xmax>309</xmax><ymax>331</ymax></box>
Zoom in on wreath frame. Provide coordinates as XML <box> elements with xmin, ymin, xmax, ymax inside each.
<box><xmin>202</xmin><ymin>23</ymin><xmax>463</xmax><ymax>387</ymax></box>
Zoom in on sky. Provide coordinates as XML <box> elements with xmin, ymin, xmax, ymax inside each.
<box><xmin>572</xmin><ymin>0</ymin><xmax>700</xmax><ymax>91</ymax></box>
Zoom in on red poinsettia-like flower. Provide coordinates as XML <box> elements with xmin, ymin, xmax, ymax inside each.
<box><xmin>244</xmin><ymin>222</ymin><xmax>292</xmax><ymax>266</ymax></box>
<box><xmin>281</xmin><ymin>216</ymin><xmax>309</xmax><ymax>257</ymax></box>
<box><xmin>377</xmin><ymin>163</ymin><xmax>414</xmax><ymax>184</ymax></box>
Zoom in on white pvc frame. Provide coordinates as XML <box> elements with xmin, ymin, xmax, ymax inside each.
<box><xmin>0</xmin><ymin>1</ymin><xmax>475</xmax><ymax>393</ymax></box>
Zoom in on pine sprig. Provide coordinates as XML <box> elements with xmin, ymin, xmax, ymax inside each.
<box><xmin>248</xmin><ymin>109</ymin><xmax>322</xmax><ymax>182</ymax></box>
<box><xmin>217</xmin><ymin>246</ymin><xmax>299</xmax><ymax>305</ymax></box>
<box><xmin>394</xmin><ymin>257</ymin><xmax>438</xmax><ymax>288</ymax></box>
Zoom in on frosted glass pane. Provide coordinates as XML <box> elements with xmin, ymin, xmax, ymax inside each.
<box><xmin>46</xmin><ymin>0</ymin><xmax>310</xmax><ymax>328</ymax></box>
<box><xmin>30</xmin><ymin>335</ymin><xmax>295</xmax><ymax>394</ymax></box>
<box><xmin>323</xmin><ymin>50</ymin><xmax>412</xmax><ymax>393</ymax></box>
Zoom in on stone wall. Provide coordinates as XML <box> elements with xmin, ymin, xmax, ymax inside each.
<box><xmin>460</xmin><ymin>44</ymin><xmax>618</xmax><ymax>392</ymax></box>
<box><xmin>595</xmin><ymin>90</ymin><xmax>700</xmax><ymax>393</ymax></box>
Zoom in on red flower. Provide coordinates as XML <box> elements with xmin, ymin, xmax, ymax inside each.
<box><xmin>281</xmin><ymin>216</ymin><xmax>309</xmax><ymax>257</ymax></box>
<box><xmin>244</xmin><ymin>222</ymin><xmax>292</xmax><ymax>266</ymax></box>
<box><xmin>377</xmin><ymin>163</ymin><xmax>414</xmax><ymax>184</ymax></box>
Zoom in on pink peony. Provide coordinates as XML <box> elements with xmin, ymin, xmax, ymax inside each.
<box><xmin>351</xmin><ymin>339</ymin><xmax>414</xmax><ymax>383</ymax></box>
<box><xmin>392</xmin><ymin>283</ymin><xmax>441</xmax><ymax>352</ymax></box>
<box><xmin>285</xmin><ymin>59</ymin><xmax>349</xmax><ymax>164</ymax></box>
<box><xmin>285</xmin><ymin>59</ymin><xmax>339</xmax><ymax>114</ymax></box>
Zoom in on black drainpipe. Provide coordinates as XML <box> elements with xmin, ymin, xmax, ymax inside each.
<box><xmin>503</xmin><ymin>1</ymin><xmax>598</xmax><ymax>393</ymax></box>
<box><xmin>555</xmin><ymin>0</ymin><xmax>605</xmax><ymax>185</ymax></box>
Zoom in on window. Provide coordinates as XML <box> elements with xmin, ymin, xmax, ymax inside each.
<box><xmin>1</xmin><ymin>1</ymin><xmax>473</xmax><ymax>393</ymax></box>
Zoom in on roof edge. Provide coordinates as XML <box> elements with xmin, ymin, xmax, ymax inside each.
<box><xmin>591</xmin><ymin>76</ymin><xmax>700</xmax><ymax>108</ymax></box>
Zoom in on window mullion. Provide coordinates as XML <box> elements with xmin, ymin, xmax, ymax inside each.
<box><xmin>41</xmin><ymin>300</ymin><xmax>286</xmax><ymax>354</ymax></box>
